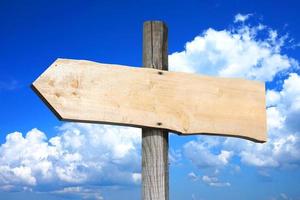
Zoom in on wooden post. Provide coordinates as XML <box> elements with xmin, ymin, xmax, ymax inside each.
<box><xmin>32</xmin><ymin>20</ymin><xmax>267</xmax><ymax>200</ymax></box>
<box><xmin>142</xmin><ymin>21</ymin><xmax>169</xmax><ymax>200</ymax></box>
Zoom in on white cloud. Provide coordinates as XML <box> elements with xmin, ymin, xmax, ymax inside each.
<box><xmin>280</xmin><ymin>73</ymin><xmax>300</xmax><ymax>132</ymax></box>
<box><xmin>53</xmin><ymin>186</ymin><xmax>104</xmax><ymax>200</ymax></box>
<box><xmin>266</xmin><ymin>90</ymin><xmax>281</xmax><ymax>107</ymax></box>
<box><xmin>1</xmin><ymin>13</ymin><xmax>300</xmax><ymax>196</ymax></box>
<box><xmin>171</xmin><ymin>14</ymin><xmax>300</xmax><ymax>170</ymax></box>
<box><xmin>188</xmin><ymin>172</ymin><xmax>199</xmax><ymax>181</ymax></box>
<box><xmin>183</xmin><ymin>138</ymin><xmax>233</xmax><ymax>168</ymax></box>
<box><xmin>267</xmin><ymin>107</ymin><xmax>285</xmax><ymax>130</ymax></box>
<box><xmin>265</xmin><ymin>73</ymin><xmax>300</xmax><ymax>133</ymax></box>
<box><xmin>169</xmin><ymin>21</ymin><xmax>297</xmax><ymax>81</ymax></box>
<box><xmin>187</xmin><ymin>170</ymin><xmax>230</xmax><ymax>187</ymax></box>
<box><xmin>240</xmin><ymin>149</ymin><xmax>279</xmax><ymax>167</ymax></box>
<box><xmin>169</xmin><ymin>148</ymin><xmax>182</xmax><ymax>165</ymax></box>
<box><xmin>0</xmin><ymin>123</ymin><xmax>141</xmax><ymax>193</ymax></box>
<box><xmin>234</xmin><ymin>13</ymin><xmax>252</xmax><ymax>23</ymax></box>
<box><xmin>132</xmin><ymin>173</ymin><xmax>141</xmax><ymax>184</ymax></box>
<box><xmin>202</xmin><ymin>175</ymin><xmax>230</xmax><ymax>187</ymax></box>
<box><xmin>224</xmin><ymin>73</ymin><xmax>300</xmax><ymax>168</ymax></box>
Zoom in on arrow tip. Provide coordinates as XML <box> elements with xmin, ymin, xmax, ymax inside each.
<box><xmin>31</xmin><ymin>82</ymin><xmax>63</xmax><ymax>121</ymax></box>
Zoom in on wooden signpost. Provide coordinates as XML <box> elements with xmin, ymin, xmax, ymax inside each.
<box><xmin>32</xmin><ymin>21</ymin><xmax>267</xmax><ymax>200</ymax></box>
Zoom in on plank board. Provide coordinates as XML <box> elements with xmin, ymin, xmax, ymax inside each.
<box><xmin>32</xmin><ymin>58</ymin><xmax>267</xmax><ymax>142</ymax></box>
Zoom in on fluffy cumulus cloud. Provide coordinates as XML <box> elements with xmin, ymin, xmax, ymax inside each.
<box><xmin>235</xmin><ymin>73</ymin><xmax>300</xmax><ymax>168</ymax></box>
<box><xmin>1</xmin><ymin>13</ymin><xmax>300</xmax><ymax>196</ymax></box>
<box><xmin>222</xmin><ymin>73</ymin><xmax>300</xmax><ymax>169</ymax></box>
<box><xmin>183</xmin><ymin>137</ymin><xmax>233</xmax><ymax>169</ymax></box>
<box><xmin>170</xmin><ymin>13</ymin><xmax>300</xmax><ymax>172</ymax></box>
<box><xmin>169</xmin><ymin>15</ymin><xmax>297</xmax><ymax>81</ymax></box>
<box><xmin>0</xmin><ymin>123</ymin><xmax>141</xmax><ymax>197</ymax></box>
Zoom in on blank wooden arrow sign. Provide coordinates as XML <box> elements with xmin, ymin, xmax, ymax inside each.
<box><xmin>32</xmin><ymin>58</ymin><xmax>267</xmax><ymax>142</ymax></box>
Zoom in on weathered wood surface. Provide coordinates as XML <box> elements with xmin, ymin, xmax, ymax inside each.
<box><xmin>32</xmin><ymin>58</ymin><xmax>266</xmax><ymax>142</ymax></box>
<box><xmin>142</xmin><ymin>21</ymin><xmax>169</xmax><ymax>200</ymax></box>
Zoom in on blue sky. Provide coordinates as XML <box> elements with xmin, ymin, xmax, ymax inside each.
<box><xmin>1</xmin><ymin>0</ymin><xmax>300</xmax><ymax>200</ymax></box>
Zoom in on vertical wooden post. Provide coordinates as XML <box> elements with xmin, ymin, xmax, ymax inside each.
<box><xmin>142</xmin><ymin>21</ymin><xmax>169</xmax><ymax>200</ymax></box>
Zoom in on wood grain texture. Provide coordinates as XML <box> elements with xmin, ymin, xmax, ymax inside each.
<box><xmin>32</xmin><ymin>58</ymin><xmax>267</xmax><ymax>142</ymax></box>
<box><xmin>142</xmin><ymin>21</ymin><xmax>169</xmax><ymax>200</ymax></box>
<box><xmin>142</xmin><ymin>128</ymin><xmax>168</xmax><ymax>200</ymax></box>
<box><xmin>31</xmin><ymin>58</ymin><xmax>267</xmax><ymax>143</ymax></box>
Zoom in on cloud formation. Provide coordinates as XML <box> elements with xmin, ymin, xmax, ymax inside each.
<box><xmin>52</xmin><ymin>186</ymin><xmax>104</xmax><ymax>200</ymax></box>
<box><xmin>234</xmin><ymin>13</ymin><xmax>252</xmax><ymax>23</ymax></box>
<box><xmin>236</xmin><ymin>73</ymin><xmax>300</xmax><ymax>168</ymax></box>
<box><xmin>1</xmin><ymin>13</ymin><xmax>300</xmax><ymax>197</ymax></box>
<box><xmin>183</xmin><ymin>138</ymin><xmax>233</xmax><ymax>169</ymax></box>
<box><xmin>169</xmin><ymin>18</ymin><xmax>297</xmax><ymax>81</ymax></box>
<box><xmin>202</xmin><ymin>175</ymin><xmax>230</xmax><ymax>187</ymax></box>
<box><xmin>0</xmin><ymin>123</ymin><xmax>141</xmax><ymax>196</ymax></box>
<box><xmin>170</xmin><ymin>14</ymin><xmax>300</xmax><ymax>171</ymax></box>
<box><xmin>187</xmin><ymin>171</ymin><xmax>230</xmax><ymax>187</ymax></box>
